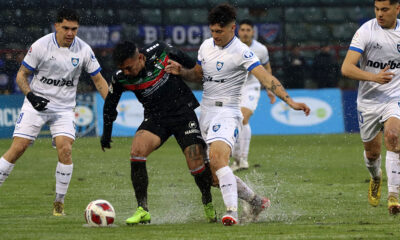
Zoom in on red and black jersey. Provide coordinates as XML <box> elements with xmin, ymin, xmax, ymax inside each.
<box><xmin>103</xmin><ymin>41</ymin><xmax>199</xmax><ymax>128</ymax></box>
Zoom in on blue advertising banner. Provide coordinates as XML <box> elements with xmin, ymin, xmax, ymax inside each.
<box><xmin>96</xmin><ymin>88</ymin><xmax>344</xmax><ymax>137</ymax></box>
<box><xmin>342</xmin><ymin>90</ymin><xmax>359</xmax><ymax>133</ymax></box>
<box><xmin>251</xmin><ymin>88</ymin><xmax>345</xmax><ymax>135</ymax></box>
<box><xmin>75</xmin><ymin>93</ymin><xmax>97</xmax><ymax>137</ymax></box>
<box><xmin>0</xmin><ymin>94</ymin><xmax>24</xmax><ymax>138</ymax></box>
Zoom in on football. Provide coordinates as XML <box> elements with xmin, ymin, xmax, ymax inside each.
<box><xmin>84</xmin><ymin>199</ymin><xmax>115</xmax><ymax>227</ymax></box>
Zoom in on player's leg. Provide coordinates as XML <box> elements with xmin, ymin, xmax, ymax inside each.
<box><xmin>362</xmin><ymin>134</ymin><xmax>382</xmax><ymax>207</ymax></box>
<box><xmin>53</xmin><ymin>135</ymin><xmax>74</xmax><ymax>216</ymax></box>
<box><xmin>50</xmin><ymin>110</ymin><xmax>76</xmax><ymax>216</ymax></box>
<box><xmin>0</xmin><ymin>137</ymin><xmax>32</xmax><ymax>186</ymax></box>
<box><xmin>1</xmin><ymin>105</ymin><xmax>44</xmax><ymax>187</ymax></box>
<box><xmin>232</xmin><ymin>107</ymin><xmax>253</xmax><ymax>172</ymax></box>
<box><xmin>383</xmin><ymin>116</ymin><xmax>400</xmax><ymax>214</ymax></box>
<box><xmin>126</xmin><ymin>129</ymin><xmax>161</xmax><ymax>225</ymax></box>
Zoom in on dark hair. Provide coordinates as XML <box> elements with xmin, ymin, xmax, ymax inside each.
<box><xmin>375</xmin><ymin>0</ymin><xmax>399</xmax><ymax>4</ymax></box>
<box><xmin>208</xmin><ymin>3</ymin><xmax>236</xmax><ymax>27</ymax></box>
<box><xmin>56</xmin><ymin>8</ymin><xmax>79</xmax><ymax>23</ymax></box>
<box><xmin>113</xmin><ymin>41</ymin><xmax>137</xmax><ymax>66</ymax></box>
<box><xmin>239</xmin><ymin>19</ymin><xmax>254</xmax><ymax>28</ymax></box>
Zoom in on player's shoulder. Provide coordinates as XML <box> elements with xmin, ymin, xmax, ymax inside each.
<box><xmin>250</xmin><ymin>39</ymin><xmax>268</xmax><ymax>52</ymax></box>
<box><xmin>70</xmin><ymin>35</ymin><xmax>93</xmax><ymax>51</ymax></box>
<box><xmin>31</xmin><ymin>33</ymin><xmax>53</xmax><ymax>48</ymax></box>
<box><xmin>359</xmin><ymin>18</ymin><xmax>379</xmax><ymax>33</ymax></box>
<box><xmin>200</xmin><ymin>38</ymin><xmax>215</xmax><ymax>49</ymax></box>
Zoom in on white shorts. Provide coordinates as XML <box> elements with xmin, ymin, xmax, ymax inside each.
<box><xmin>358</xmin><ymin>100</ymin><xmax>400</xmax><ymax>142</ymax></box>
<box><xmin>13</xmin><ymin>103</ymin><xmax>76</xmax><ymax>141</ymax></box>
<box><xmin>240</xmin><ymin>84</ymin><xmax>261</xmax><ymax>112</ymax></box>
<box><xmin>199</xmin><ymin>104</ymin><xmax>242</xmax><ymax>149</ymax></box>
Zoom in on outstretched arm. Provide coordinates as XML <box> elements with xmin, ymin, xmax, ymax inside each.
<box><xmin>341</xmin><ymin>50</ymin><xmax>393</xmax><ymax>84</ymax></box>
<box><xmin>91</xmin><ymin>72</ymin><xmax>109</xmax><ymax>99</ymax></box>
<box><xmin>251</xmin><ymin>65</ymin><xmax>310</xmax><ymax>115</ymax></box>
<box><xmin>165</xmin><ymin>60</ymin><xmax>203</xmax><ymax>82</ymax></box>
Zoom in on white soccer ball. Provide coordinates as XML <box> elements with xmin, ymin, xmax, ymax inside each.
<box><xmin>84</xmin><ymin>199</ymin><xmax>115</xmax><ymax>227</ymax></box>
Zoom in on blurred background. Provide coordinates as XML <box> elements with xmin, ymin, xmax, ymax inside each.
<box><xmin>0</xmin><ymin>0</ymin><xmax>374</xmax><ymax>94</ymax></box>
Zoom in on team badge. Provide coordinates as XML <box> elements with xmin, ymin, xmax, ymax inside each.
<box><xmin>397</xmin><ymin>44</ymin><xmax>400</xmax><ymax>53</ymax></box>
<box><xmin>216</xmin><ymin>61</ymin><xmax>224</xmax><ymax>71</ymax></box>
<box><xmin>188</xmin><ymin>121</ymin><xmax>197</xmax><ymax>129</ymax></box>
<box><xmin>90</xmin><ymin>53</ymin><xmax>97</xmax><ymax>62</ymax></box>
<box><xmin>234</xmin><ymin>127</ymin><xmax>239</xmax><ymax>138</ymax></box>
<box><xmin>71</xmin><ymin>57</ymin><xmax>79</xmax><ymax>67</ymax></box>
<box><xmin>212</xmin><ymin>124</ymin><xmax>221</xmax><ymax>132</ymax></box>
<box><xmin>243</xmin><ymin>50</ymin><xmax>254</xmax><ymax>59</ymax></box>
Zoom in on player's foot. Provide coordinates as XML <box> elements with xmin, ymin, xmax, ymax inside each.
<box><xmin>126</xmin><ymin>206</ymin><xmax>151</xmax><ymax>225</ymax></box>
<box><xmin>203</xmin><ymin>202</ymin><xmax>217</xmax><ymax>223</ymax></box>
<box><xmin>221</xmin><ymin>209</ymin><xmax>238</xmax><ymax>226</ymax></box>
<box><xmin>368</xmin><ymin>169</ymin><xmax>382</xmax><ymax>207</ymax></box>
<box><xmin>388</xmin><ymin>195</ymin><xmax>400</xmax><ymax>215</ymax></box>
<box><xmin>231</xmin><ymin>158</ymin><xmax>249</xmax><ymax>172</ymax></box>
<box><xmin>53</xmin><ymin>201</ymin><xmax>65</xmax><ymax>216</ymax></box>
<box><xmin>248</xmin><ymin>196</ymin><xmax>270</xmax><ymax>222</ymax></box>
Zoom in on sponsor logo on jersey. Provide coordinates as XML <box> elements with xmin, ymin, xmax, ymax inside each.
<box><xmin>216</xmin><ymin>61</ymin><xmax>224</xmax><ymax>71</ymax></box>
<box><xmin>203</xmin><ymin>76</ymin><xmax>225</xmax><ymax>83</ymax></box>
<box><xmin>90</xmin><ymin>53</ymin><xmax>97</xmax><ymax>62</ymax></box>
<box><xmin>146</xmin><ymin>43</ymin><xmax>159</xmax><ymax>52</ymax></box>
<box><xmin>366</xmin><ymin>60</ymin><xmax>400</xmax><ymax>69</ymax></box>
<box><xmin>373</xmin><ymin>42</ymin><xmax>382</xmax><ymax>50</ymax></box>
<box><xmin>71</xmin><ymin>57</ymin><xmax>79</xmax><ymax>67</ymax></box>
<box><xmin>39</xmin><ymin>76</ymin><xmax>74</xmax><ymax>87</ymax></box>
<box><xmin>243</xmin><ymin>50</ymin><xmax>254</xmax><ymax>59</ymax></box>
<box><xmin>212</xmin><ymin>124</ymin><xmax>221</xmax><ymax>132</ymax></box>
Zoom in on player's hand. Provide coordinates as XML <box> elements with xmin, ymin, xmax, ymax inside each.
<box><xmin>165</xmin><ymin>60</ymin><xmax>182</xmax><ymax>75</ymax></box>
<box><xmin>373</xmin><ymin>65</ymin><xmax>394</xmax><ymax>84</ymax></box>
<box><xmin>288</xmin><ymin>101</ymin><xmax>311</xmax><ymax>116</ymax></box>
<box><xmin>266</xmin><ymin>90</ymin><xmax>276</xmax><ymax>104</ymax></box>
<box><xmin>100</xmin><ymin>135</ymin><xmax>112</xmax><ymax>152</ymax></box>
<box><xmin>27</xmin><ymin>92</ymin><xmax>49</xmax><ymax>111</ymax></box>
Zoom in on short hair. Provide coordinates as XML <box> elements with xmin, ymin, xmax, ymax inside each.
<box><xmin>208</xmin><ymin>3</ymin><xmax>236</xmax><ymax>27</ymax></box>
<box><xmin>56</xmin><ymin>8</ymin><xmax>79</xmax><ymax>23</ymax></box>
<box><xmin>375</xmin><ymin>0</ymin><xmax>399</xmax><ymax>4</ymax></box>
<box><xmin>113</xmin><ymin>41</ymin><xmax>137</xmax><ymax>66</ymax></box>
<box><xmin>239</xmin><ymin>19</ymin><xmax>254</xmax><ymax>28</ymax></box>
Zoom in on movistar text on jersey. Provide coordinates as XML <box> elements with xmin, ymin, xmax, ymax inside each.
<box><xmin>367</xmin><ymin>60</ymin><xmax>400</xmax><ymax>69</ymax></box>
<box><xmin>39</xmin><ymin>76</ymin><xmax>74</xmax><ymax>87</ymax></box>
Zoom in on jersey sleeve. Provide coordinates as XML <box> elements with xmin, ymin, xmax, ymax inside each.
<box><xmin>22</xmin><ymin>41</ymin><xmax>44</xmax><ymax>71</ymax></box>
<box><xmin>84</xmin><ymin>47</ymin><xmax>102</xmax><ymax>76</ymax></box>
<box><xmin>349</xmin><ymin>23</ymin><xmax>370</xmax><ymax>54</ymax></box>
<box><xmin>261</xmin><ymin>46</ymin><xmax>270</xmax><ymax>66</ymax></box>
<box><xmin>197</xmin><ymin>42</ymin><xmax>205</xmax><ymax>66</ymax></box>
<box><xmin>240</xmin><ymin>46</ymin><xmax>261</xmax><ymax>72</ymax></box>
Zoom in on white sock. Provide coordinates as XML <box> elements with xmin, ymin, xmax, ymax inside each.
<box><xmin>216</xmin><ymin>166</ymin><xmax>238</xmax><ymax>211</ymax></box>
<box><xmin>235</xmin><ymin>175</ymin><xmax>255</xmax><ymax>202</ymax></box>
<box><xmin>55</xmin><ymin>162</ymin><xmax>73</xmax><ymax>203</ymax></box>
<box><xmin>363</xmin><ymin>151</ymin><xmax>381</xmax><ymax>179</ymax></box>
<box><xmin>239</xmin><ymin>123</ymin><xmax>251</xmax><ymax>162</ymax></box>
<box><xmin>0</xmin><ymin>157</ymin><xmax>15</xmax><ymax>187</ymax></box>
<box><xmin>386</xmin><ymin>151</ymin><xmax>400</xmax><ymax>194</ymax></box>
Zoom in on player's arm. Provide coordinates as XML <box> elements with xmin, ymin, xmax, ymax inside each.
<box><xmin>263</xmin><ymin>62</ymin><xmax>276</xmax><ymax>104</ymax></box>
<box><xmin>91</xmin><ymin>72</ymin><xmax>108</xmax><ymax>99</ymax></box>
<box><xmin>17</xmin><ymin>64</ymin><xmax>49</xmax><ymax>111</ymax></box>
<box><xmin>251</xmin><ymin>65</ymin><xmax>310</xmax><ymax>115</ymax></box>
<box><xmin>341</xmin><ymin>50</ymin><xmax>393</xmax><ymax>84</ymax></box>
<box><xmin>165</xmin><ymin>61</ymin><xmax>203</xmax><ymax>83</ymax></box>
<box><xmin>101</xmin><ymin>73</ymin><xmax>124</xmax><ymax>151</ymax></box>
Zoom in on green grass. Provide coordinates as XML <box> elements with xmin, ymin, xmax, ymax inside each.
<box><xmin>1</xmin><ymin>134</ymin><xmax>400</xmax><ymax>239</ymax></box>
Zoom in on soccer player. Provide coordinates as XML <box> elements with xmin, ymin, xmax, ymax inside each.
<box><xmin>101</xmin><ymin>41</ymin><xmax>216</xmax><ymax>224</ymax></box>
<box><xmin>0</xmin><ymin>8</ymin><xmax>108</xmax><ymax>216</ymax></box>
<box><xmin>231</xmin><ymin>19</ymin><xmax>276</xmax><ymax>172</ymax></box>
<box><xmin>166</xmin><ymin>3</ymin><xmax>310</xmax><ymax>225</ymax></box>
<box><xmin>341</xmin><ymin>0</ymin><xmax>400</xmax><ymax>215</ymax></box>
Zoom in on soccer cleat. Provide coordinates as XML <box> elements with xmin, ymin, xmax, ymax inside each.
<box><xmin>231</xmin><ymin>158</ymin><xmax>249</xmax><ymax>172</ymax></box>
<box><xmin>388</xmin><ymin>195</ymin><xmax>400</xmax><ymax>215</ymax></box>
<box><xmin>221</xmin><ymin>210</ymin><xmax>238</xmax><ymax>226</ymax></box>
<box><xmin>53</xmin><ymin>202</ymin><xmax>65</xmax><ymax>216</ymax></box>
<box><xmin>203</xmin><ymin>202</ymin><xmax>217</xmax><ymax>223</ymax></box>
<box><xmin>248</xmin><ymin>196</ymin><xmax>270</xmax><ymax>222</ymax></box>
<box><xmin>126</xmin><ymin>206</ymin><xmax>151</xmax><ymax>225</ymax></box>
<box><xmin>368</xmin><ymin>170</ymin><xmax>382</xmax><ymax>207</ymax></box>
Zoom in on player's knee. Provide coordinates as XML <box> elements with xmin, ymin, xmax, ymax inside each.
<box><xmin>130</xmin><ymin>147</ymin><xmax>148</xmax><ymax>158</ymax></box>
<box><xmin>365</xmin><ymin>151</ymin><xmax>380</xmax><ymax>160</ymax></box>
<box><xmin>58</xmin><ymin>144</ymin><xmax>72</xmax><ymax>157</ymax></box>
<box><xmin>384</xmin><ymin>130</ymin><xmax>399</xmax><ymax>150</ymax></box>
<box><xmin>10</xmin><ymin>141</ymin><xmax>30</xmax><ymax>155</ymax></box>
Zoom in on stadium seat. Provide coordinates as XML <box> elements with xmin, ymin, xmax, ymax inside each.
<box><xmin>138</xmin><ymin>0</ymin><xmax>161</xmax><ymax>7</ymax></box>
<box><xmin>259</xmin><ymin>8</ymin><xmax>283</xmax><ymax>23</ymax></box>
<box><xmin>308</xmin><ymin>25</ymin><xmax>331</xmax><ymax>41</ymax></box>
<box><xmin>184</xmin><ymin>0</ymin><xmax>207</xmax><ymax>8</ymax></box>
<box><xmin>325</xmin><ymin>7</ymin><xmax>348</xmax><ymax>22</ymax></box>
<box><xmin>164</xmin><ymin>0</ymin><xmax>184</xmax><ymax>7</ymax></box>
<box><xmin>237</xmin><ymin>8</ymin><xmax>257</xmax><ymax>23</ymax></box>
<box><xmin>140</xmin><ymin>9</ymin><xmax>162</xmax><ymax>25</ymax></box>
<box><xmin>190</xmin><ymin>9</ymin><xmax>208</xmax><ymax>25</ymax></box>
<box><xmin>303</xmin><ymin>7</ymin><xmax>324</xmax><ymax>22</ymax></box>
<box><xmin>165</xmin><ymin>9</ymin><xmax>192</xmax><ymax>25</ymax></box>
<box><xmin>285</xmin><ymin>7</ymin><xmax>304</xmax><ymax>22</ymax></box>
<box><xmin>331</xmin><ymin>23</ymin><xmax>358</xmax><ymax>40</ymax></box>
<box><xmin>285</xmin><ymin>23</ymin><xmax>309</xmax><ymax>42</ymax></box>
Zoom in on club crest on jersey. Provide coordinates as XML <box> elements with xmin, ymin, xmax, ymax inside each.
<box><xmin>397</xmin><ymin>44</ymin><xmax>400</xmax><ymax>53</ymax></box>
<box><xmin>71</xmin><ymin>57</ymin><xmax>79</xmax><ymax>67</ymax></box>
<box><xmin>234</xmin><ymin>127</ymin><xmax>239</xmax><ymax>138</ymax></box>
<box><xmin>216</xmin><ymin>61</ymin><xmax>224</xmax><ymax>71</ymax></box>
<box><xmin>243</xmin><ymin>50</ymin><xmax>254</xmax><ymax>59</ymax></box>
<box><xmin>188</xmin><ymin>121</ymin><xmax>197</xmax><ymax>129</ymax></box>
<box><xmin>212</xmin><ymin>124</ymin><xmax>221</xmax><ymax>132</ymax></box>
